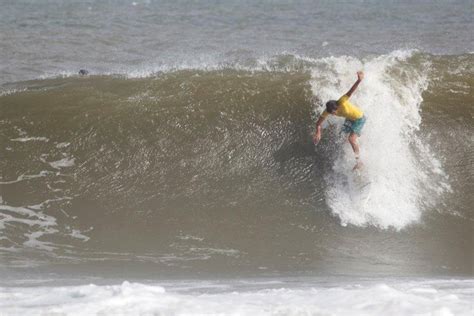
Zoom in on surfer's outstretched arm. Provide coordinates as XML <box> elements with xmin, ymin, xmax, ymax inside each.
<box><xmin>313</xmin><ymin>116</ymin><xmax>326</xmax><ymax>144</ymax></box>
<box><xmin>345</xmin><ymin>71</ymin><xmax>364</xmax><ymax>98</ymax></box>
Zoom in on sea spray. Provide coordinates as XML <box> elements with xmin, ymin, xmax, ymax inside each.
<box><xmin>311</xmin><ymin>51</ymin><xmax>450</xmax><ymax>229</ymax></box>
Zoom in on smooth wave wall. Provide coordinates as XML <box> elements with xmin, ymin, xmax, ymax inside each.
<box><xmin>0</xmin><ymin>51</ymin><xmax>472</xmax><ymax>272</ymax></box>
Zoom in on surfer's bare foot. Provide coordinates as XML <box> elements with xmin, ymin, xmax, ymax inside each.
<box><xmin>353</xmin><ymin>161</ymin><xmax>364</xmax><ymax>171</ymax></box>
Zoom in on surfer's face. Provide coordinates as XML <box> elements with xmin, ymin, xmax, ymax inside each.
<box><xmin>329</xmin><ymin>106</ymin><xmax>338</xmax><ymax>114</ymax></box>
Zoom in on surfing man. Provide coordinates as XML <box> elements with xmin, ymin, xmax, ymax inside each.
<box><xmin>313</xmin><ymin>71</ymin><xmax>366</xmax><ymax>170</ymax></box>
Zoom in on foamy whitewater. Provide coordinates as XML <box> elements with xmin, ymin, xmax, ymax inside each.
<box><xmin>311</xmin><ymin>51</ymin><xmax>450</xmax><ymax>229</ymax></box>
<box><xmin>1</xmin><ymin>1</ymin><xmax>473</xmax><ymax>315</ymax></box>
<box><xmin>1</xmin><ymin>278</ymin><xmax>473</xmax><ymax>316</ymax></box>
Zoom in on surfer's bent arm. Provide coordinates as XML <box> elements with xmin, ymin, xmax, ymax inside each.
<box><xmin>313</xmin><ymin>115</ymin><xmax>326</xmax><ymax>144</ymax></box>
<box><xmin>345</xmin><ymin>71</ymin><xmax>364</xmax><ymax>98</ymax></box>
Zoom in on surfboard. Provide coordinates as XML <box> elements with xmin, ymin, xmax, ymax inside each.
<box><xmin>348</xmin><ymin>168</ymin><xmax>372</xmax><ymax>208</ymax></box>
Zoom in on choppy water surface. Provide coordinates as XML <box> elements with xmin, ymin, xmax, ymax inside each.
<box><xmin>1</xmin><ymin>0</ymin><xmax>473</xmax><ymax>84</ymax></box>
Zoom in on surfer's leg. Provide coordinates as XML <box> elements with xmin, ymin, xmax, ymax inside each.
<box><xmin>348</xmin><ymin>133</ymin><xmax>363</xmax><ymax>170</ymax></box>
<box><xmin>348</xmin><ymin>133</ymin><xmax>359</xmax><ymax>157</ymax></box>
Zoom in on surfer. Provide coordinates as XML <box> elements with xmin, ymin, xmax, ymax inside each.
<box><xmin>313</xmin><ymin>71</ymin><xmax>366</xmax><ymax>170</ymax></box>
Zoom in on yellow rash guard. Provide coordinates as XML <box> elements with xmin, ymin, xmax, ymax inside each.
<box><xmin>321</xmin><ymin>95</ymin><xmax>364</xmax><ymax>121</ymax></box>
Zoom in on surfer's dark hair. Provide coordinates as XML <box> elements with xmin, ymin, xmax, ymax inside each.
<box><xmin>325</xmin><ymin>100</ymin><xmax>338</xmax><ymax>113</ymax></box>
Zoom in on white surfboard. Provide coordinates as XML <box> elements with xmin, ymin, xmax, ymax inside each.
<box><xmin>348</xmin><ymin>168</ymin><xmax>372</xmax><ymax>208</ymax></box>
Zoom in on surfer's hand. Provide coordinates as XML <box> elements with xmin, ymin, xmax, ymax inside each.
<box><xmin>313</xmin><ymin>132</ymin><xmax>321</xmax><ymax>144</ymax></box>
<box><xmin>357</xmin><ymin>71</ymin><xmax>364</xmax><ymax>81</ymax></box>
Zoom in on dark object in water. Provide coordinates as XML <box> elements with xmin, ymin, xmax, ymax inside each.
<box><xmin>79</xmin><ymin>69</ymin><xmax>89</xmax><ymax>76</ymax></box>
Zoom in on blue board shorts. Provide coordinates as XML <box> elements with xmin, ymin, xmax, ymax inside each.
<box><xmin>342</xmin><ymin>115</ymin><xmax>366</xmax><ymax>136</ymax></box>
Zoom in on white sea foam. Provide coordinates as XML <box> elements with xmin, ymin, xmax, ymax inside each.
<box><xmin>10</xmin><ymin>136</ymin><xmax>49</xmax><ymax>142</ymax></box>
<box><xmin>0</xmin><ymin>196</ymin><xmax>79</xmax><ymax>252</ymax></box>
<box><xmin>0</xmin><ymin>87</ymin><xmax>27</xmax><ymax>97</ymax></box>
<box><xmin>49</xmin><ymin>157</ymin><xmax>76</xmax><ymax>169</ymax></box>
<box><xmin>0</xmin><ymin>279</ymin><xmax>471</xmax><ymax>316</ymax></box>
<box><xmin>0</xmin><ymin>170</ymin><xmax>52</xmax><ymax>184</ymax></box>
<box><xmin>0</xmin><ymin>204</ymin><xmax>57</xmax><ymax>250</ymax></box>
<box><xmin>188</xmin><ymin>247</ymin><xmax>242</xmax><ymax>258</ymax></box>
<box><xmin>69</xmin><ymin>229</ymin><xmax>91</xmax><ymax>242</ymax></box>
<box><xmin>177</xmin><ymin>233</ymin><xmax>204</xmax><ymax>241</ymax></box>
<box><xmin>56</xmin><ymin>142</ymin><xmax>71</xmax><ymax>148</ymax></box>
<box><xmin>310</xmin><ymin>50</ymin><xmax>450</xmax><ymax>229</ymax></box>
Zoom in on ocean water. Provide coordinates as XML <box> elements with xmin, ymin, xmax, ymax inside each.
<box><xmin>0</xmin><ymin>1</ymin><xmax>473</xmax><ymax>315</ymax></box>
<box><xmin>1</xmin><ymin>278</ymin><xmax>473</xmax><ymax>315</ymax></box>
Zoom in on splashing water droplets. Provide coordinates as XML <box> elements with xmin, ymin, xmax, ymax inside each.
<box><xmin>311</xmin><ymin>51</ymin><xmax>450</xmax><ymax>229</ymax></box>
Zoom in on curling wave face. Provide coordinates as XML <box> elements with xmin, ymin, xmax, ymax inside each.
<box><xmin>0</xmin><ymin>51</ymin><xmax>473</xmax><ymax>275</ymax></box>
